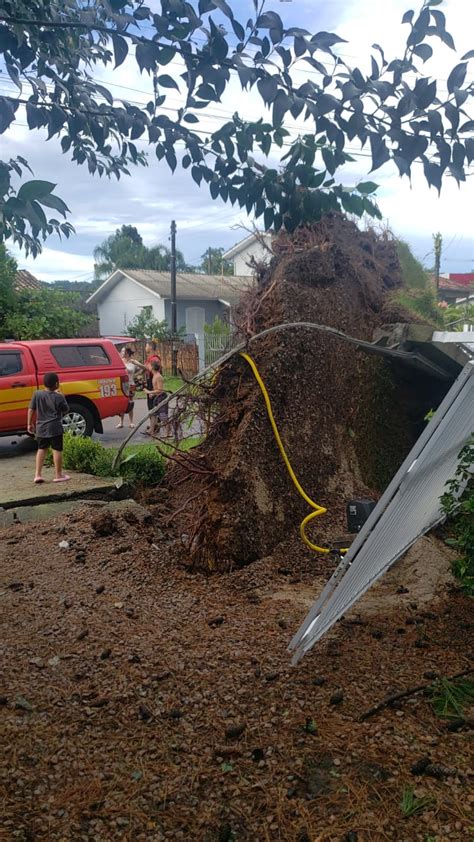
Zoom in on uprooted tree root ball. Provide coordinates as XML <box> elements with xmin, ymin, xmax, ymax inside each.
<box><xmin>156</xmin><ymin>214</ymin><xmax>448</xmax><ymax>572</ymax></box>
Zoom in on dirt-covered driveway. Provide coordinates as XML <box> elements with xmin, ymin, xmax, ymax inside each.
<box><xmin>1</xmin><ymin>504</ymin><xmax>473</xmax><ymax>841</ymax></box>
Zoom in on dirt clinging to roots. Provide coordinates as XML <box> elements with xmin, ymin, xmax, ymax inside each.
<box><xmin>162</xmin><ymin>215</ymin><xmax>445</xmax><ymax>571</ymax></box>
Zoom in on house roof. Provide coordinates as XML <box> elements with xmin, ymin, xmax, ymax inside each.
<box><xmin>222</xmin><ymin>232</ymin><xmax>272</xmax><ymax>261</ymax></box>
<box><xmin>86</xmin><ymin>269</ymin><xmax>251</xmax><ymax>307</ymax></box>
<box><xmin>15</xmin><ymin>270</ymin><xmax>42</xmax><ymax>291</ymax></box>
<box><xmin>439</xmin><ymin>273</ymin><xmax>474</xmax><ymax>293</ymax></box>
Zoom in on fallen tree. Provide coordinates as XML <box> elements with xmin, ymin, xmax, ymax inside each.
<box><xmin>157</xmin><ymin>214</ymin><xmax>449</xmax><ymax>571</ymax></box>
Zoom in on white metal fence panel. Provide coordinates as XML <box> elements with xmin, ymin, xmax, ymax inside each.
<box><xmin>204</xmin><ymin>330</ymin><xmax>237</xmax><ymax>367</ymax></box>
<box><xmin>289</xmin><ymin>361</ymin><xmax>474</xmax><ymax>664</ymax></box>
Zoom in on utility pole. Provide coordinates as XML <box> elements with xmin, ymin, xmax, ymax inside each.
<box><xmin>208</xmin><ymin>246</ymin><xmax>212</xmax><ymax>275</ymax></box>
<box><xmin>170</xmin><ymin>219</ymin><xmax>178</xmax><ymax>376</ymax></box>
<box><xmin>433</xmin><ymin>232</ymin><xmax>442</xmax><ymax>293</ymax></box>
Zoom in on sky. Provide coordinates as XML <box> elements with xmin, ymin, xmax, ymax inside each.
<box><xmin>2</xmin><ymin>0</ymin><xmax>474</xmax><ymax>283</ymax></box>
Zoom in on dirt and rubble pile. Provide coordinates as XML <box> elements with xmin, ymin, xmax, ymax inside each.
<box><xmin>162</xmin><ymin>214</ymin><xmax>444</xmax><ymax>571</ymax></box>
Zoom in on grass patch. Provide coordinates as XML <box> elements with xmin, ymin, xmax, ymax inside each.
<box><xmin>400</xmin><ymin>787</ymin><xmax>434</xmax><ymax>817</ymax></box>
<box><xmin>430</xmin><ymin>677</ymin><xmax>474</xmax><ymax>720</ymax></box>
<box><xmin>164</xmin><ymin>375</ymin><xmax>185</xmax><ymax>393</ymax></box>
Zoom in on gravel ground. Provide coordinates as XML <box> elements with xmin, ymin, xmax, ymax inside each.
<box><xmin>1</xmin><ymin>505</ymin><xmax>473</xmax><ymax>842</ymax></box>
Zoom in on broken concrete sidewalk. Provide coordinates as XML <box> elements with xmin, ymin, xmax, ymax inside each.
<box><xmin>0</xmin><ymin>453</ymin><xmax>122</xmax><ymax>514</ymax></box>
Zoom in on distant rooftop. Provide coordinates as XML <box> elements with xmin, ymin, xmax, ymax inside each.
<box><xmin>15</xmin><ymin>270</ymin><xmax>42</xmax><ymax>291</ymax></box>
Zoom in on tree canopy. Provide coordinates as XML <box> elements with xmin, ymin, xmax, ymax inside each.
<box><xmin>0</xmin><ymin>272</ymin><xmax>93</xmax><ymax>340</ymax></box>
<box><xmin>200</xmin><ymin>246</ymin><xmax>233</xmax><ymax>275</ymax></box>
<box><xmin>93</xmin><ymin>225</ymin><xmax>191</xmax><ymax>278</ymax></box>
<box><xmin>0</xmin><ymin>0</ymin><xmax>473</xmax><ymax>255</ymax></box>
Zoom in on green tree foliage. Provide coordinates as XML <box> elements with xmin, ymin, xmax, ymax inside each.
<box><xmin>439</xmin><ymin>300</ymin><xmax>474</xmax><ymax>329</ymax></box>
<box><xmin>0</xmin><ymin>242</ymin><xmax>17</xmax><ymax>332</ymax></box>
<box><xmin>93</xmin><ymin>225</ymin><xmax>191</xmax><ymax>278</ymax></box>
<box><xmin>125</xmin><ymin>310</ymin><xmax>170</xmax><ymax>340</ymax></box>
<box><xmin>1</xmin><ymin>286</ymin><xmax>91</xmax><ymax>339</ymax></box>
<box><xmin>0</xmin><ymin>1</ymin><xmax>472</xmax><ymax>255</ymax></box>
<box><xmin>393</xmin><ymin>239</ymin><xmax>442</xmax><ymax>325</ymax></box>
<box><xmin>200</xmin><ymin>247</ymin><xmax>233</xmax><ymax>276</ymax></box>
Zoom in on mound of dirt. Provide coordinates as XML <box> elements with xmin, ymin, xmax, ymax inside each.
<box><xmin>161</xmin><ymin>215</ymin><xmax>447</xmax><ymax>571</ymax></box>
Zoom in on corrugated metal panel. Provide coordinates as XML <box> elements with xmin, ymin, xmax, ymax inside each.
<box><xmin>289</xmin><ymin>361</ymin><xmax>474</xmax><ymax>664</ymax></box>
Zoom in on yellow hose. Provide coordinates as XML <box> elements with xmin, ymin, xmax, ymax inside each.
<box><xmin>240</xmin><ymin>352</ymin><xmax>347</xmax><ymax>555</ymax></box>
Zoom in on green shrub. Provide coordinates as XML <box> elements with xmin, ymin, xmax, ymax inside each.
<box><xmin>46</xmin><ymin>433</ymin><xmax>164</xmax><ymax>487</ymax></box>
<box><xmin>440</xmin><ymin>435</ymin><xmax>474</xmax><ymax>595</ymax></box>
<box><xmin>119</xmin><ymin>446</ymin><xmax>165</xmax><ymax>486</ymax></box>
<box><xmin>45</xmin><ymin>433</ymin><xmax>104</xmax><ymax>474</ymax></box>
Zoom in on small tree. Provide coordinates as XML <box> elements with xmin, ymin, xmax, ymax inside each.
<box><xmin>126</xmin><ymin>311</ymin><xmax>170</xmax><ymax>340</ymax></box>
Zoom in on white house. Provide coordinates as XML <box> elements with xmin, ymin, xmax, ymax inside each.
<box><xmin>223</xmin><ymin>232</ymin><xmax>273</xmax><ymax>276</ymax></box>
<box><xmin>86</xmin><ymin>269</ymin><xmax>251</xmax><ymax>337</ymax></box>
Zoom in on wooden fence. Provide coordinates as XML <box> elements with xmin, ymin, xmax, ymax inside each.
<box><xmin>132</xmin><ymin>338</ymin><xmax>199</xmax><ymax>377</ymax></box>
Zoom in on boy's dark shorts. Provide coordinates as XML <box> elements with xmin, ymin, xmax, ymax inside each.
<box><xmin>37</xmin><ymin>434</ymin><xmax>64</xmax><ymax>452</ymax></box>
<box><xmin>152</xmin><ymin>392</ymin><xmax>169</xmax><ymax>420</ymax></box>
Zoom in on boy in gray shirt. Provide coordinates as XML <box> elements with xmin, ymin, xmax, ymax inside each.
<box><xmin>27</xmin><ymin>372</ymin><xmax>70</xmax><ymax>484</ymax></box>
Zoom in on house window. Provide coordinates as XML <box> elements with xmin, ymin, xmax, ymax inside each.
<box><xmin>142</xmin><ymin>305</ymin><xmax>153</xmax><ymax>317</ymax></box>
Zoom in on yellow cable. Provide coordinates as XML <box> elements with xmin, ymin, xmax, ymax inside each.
<box><xmin>240</xmin><ymin>352</ymin><xmax>347</xmax><ymax>555</ymax></box>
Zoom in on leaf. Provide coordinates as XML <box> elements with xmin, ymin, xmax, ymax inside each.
<box><xmin>444</xmin><ymin>101</ymin><xmax>459</xmax><ymax>133</ymax></box>
<box><xmin>112</xmin><ymin>33</ymin><xmax>128</xmax><ymax>68</ymax></box>
<box><xmin>402</xmin><ymin>10</ymin><xmax>414</xmax><ymax>24</ymax></box>
<box><xmin>231</xmin><ymin>19</ymin><xmax>245</xmax><ymax>41</ymax></box>
<box><xmin>423</xmin><ymin>160</ymin><xmax>442</xmax><ymax>193</ymax></box>
<box><xmin>461</xmin><ymin>49</ymin><xmax>474</xmax><ymax>60</ymax></box>
<box><xmin>264</xmin><ymin>207</ymin><xmax>274</xmax><ymax>230</ymax></box>
<box><xmin>211</xmin><ymin>0</ymin><xmax>233</xmax><ymax>17</ymax></box>
<box><xmin>357</xmin><ymin>181</ymin><xmax>378</xmax><ymax>194</ymax></box>
<box><xmin>191</xmin><ymin>165</ymin><xmax>202</xmax><ymax>185</ymax></box>
<box><xmin>157</xmin><ymin>74</ymin><xmax>180</xmax><ymax>90</ymax></box>
<box><xmin>257</xmin><ymin>76</ymin><xmax>279</xmax><ymax>104</ymax></box>
<box><xmin>447</xmin><ymin>62</ymin><xmax>467</xmax><ymax>93</ymax></box>
<box><xmin>136</xmin><ymin>42</ymin><xmax>158</xmax><ymax>73</ymax></box>
<box><xmin>272</xmin><ymin>91</ymin><xmax>290</xmax><ymax>126</ymax></box>
<box><xmin>5</xmin><ymin>58</ymin><xmax>21</xmax><ymax>91</ymax></box>
<box><xmin>37</xmin><ymin>193</ymin><xmax>70</xmax><ymax>217</ymax></box>
<box><xmin>196</xmin><ymin>83</ymin><xmax>219</xmax><ymax>101</ymax></box>
<box><xmin>0</xmin><ymin>97</ymin><xmax>17</xmax><ymax>133</ymax></box>
<box><xmin>311</xmin><ymin>31</ymin><xmax>347</xmax><ymax>51</ymax></box>
<box><xmin>414</xmin><ymin>78</ymin><xmax>437</xmax><ymax>109</ymax></box>
<box><xmin>183</xmin><ymin>113</ymin><xmax>199</xmax><ymax>123</ymax></box>
<box><xmin>17</xmin><ymin>180</ymin><xmax>56</xmax><ymax>202</ymax></box>
<box><xmin>413</xmin><ymin>43</ymin><xmax>433</xmax><ymax>62</ymax></box>
<box><xmin>369</xmin><ymin>134</ymin><xmax>390</xmax><ymax>171</ymax></box>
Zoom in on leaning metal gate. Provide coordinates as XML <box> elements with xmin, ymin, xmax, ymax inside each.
<box><xmin>289</xmin><ymin>360</ymin><xmax>474</xmax><ymax>664</ymax></box>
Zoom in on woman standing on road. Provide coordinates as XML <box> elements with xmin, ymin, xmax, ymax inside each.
<box><xmin>116</xmin><ymin>347</ymin><xmax>147</xmax><ymax>429</ymax></box>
